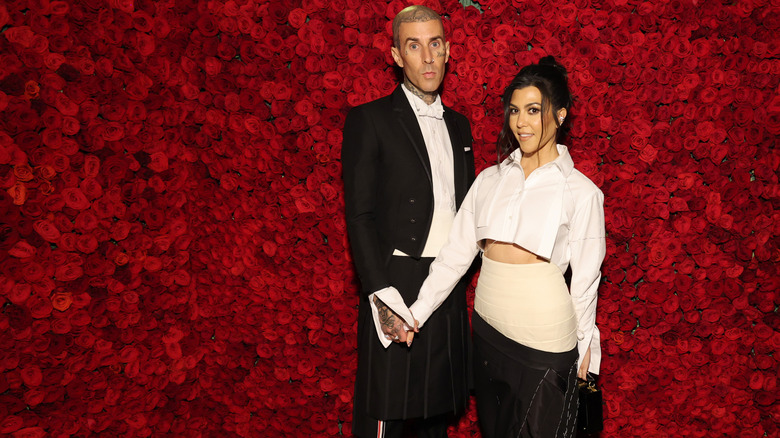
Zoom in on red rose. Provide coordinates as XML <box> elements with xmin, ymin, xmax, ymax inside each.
<box><xmin>11</xmin><ymin>426</ymin><xmax>46</xmax><ymax>438</ymax></box>
<box><xmin>25</xmin><ymin>295</ymin><xmax>52</xmax><ymax>319</ymax></box>
<box><xmin>32</xmin><ymin>220</ymin><xmax>60</xmax><ymax>242</ymax></box>
<box><xmin>7</xmin><ymin>240</ymin><xmax>35</xmax><ymax>258</ymax></box>
<box><xmin>6</xmin><ymin>183</ymin><xmax>27</xmax><ymax>205</ymax></box>
<box><xmin>287</xmin><ymin>8</ymin><xmax>308</xmax><ymax>29</ymax></box>
<box><xmin>21</xmin><ymin>365</ymin><xmax>43</xmax><ymax>387</ymax></box>
<box><xmin>50</xmin><ymin>291</ymin><xmax>73</xmax><ymax>311</ymax></box>
<box><xmin>60</xmin><ymin>188</ymin><xmax>90</xmax><ymax>210</ymax></box>
<box><xmin>54</xmin><ymin>263</ymin><xmax>82</xmax><ymax>282</ymax></box>
<box><xmin>23</xmin><ymin>80</ymin><xmax>40</xmax><ymax>99</ymax></box>
<box><xmin>4</xmin><ymin>26</ymin><xmax>35</xmax><ymax>48</ymax></box>
<box><xmin>146</xmin><ymin>151</ymin><xmax>169</xmax><ymax>173</ymax></box>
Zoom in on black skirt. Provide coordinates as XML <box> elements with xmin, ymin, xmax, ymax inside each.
<box><xmin>472</xmin><ymin>312</ymin><xmax>579</xmax><ymax>438</ymax></box>
<box><xmin>352</xmin><ymin>256</ymin><xmax>472</xmax><ymax>427</ymax></box>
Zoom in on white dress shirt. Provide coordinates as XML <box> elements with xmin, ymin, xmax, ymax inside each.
<box><xmin>369</xmin><ymin>85</ymin><xmax>457</xmax><ymax>348</ymax></box>
<box><xmin>409</xmin><ymin>144</ymin><xmax>606</xmax><ymax>373</ymax></box>
<box><xmin>395</xmin><ymin>84</ymin><xmax>456</xmax><ymax>257</ymax></box>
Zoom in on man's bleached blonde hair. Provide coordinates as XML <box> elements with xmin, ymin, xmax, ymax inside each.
<box><xmin>392</xmin><ymin>5</ymin><xmax>443</xmax><ymax>48</ymax></box>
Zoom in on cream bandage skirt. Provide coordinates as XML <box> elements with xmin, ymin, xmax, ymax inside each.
<box><xmin>474</xmin><ymin>256</ymin><xmax>577</xmax><ymax>353</ymax></box>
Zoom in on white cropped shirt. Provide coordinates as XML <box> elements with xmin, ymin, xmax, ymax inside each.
<box><xmin>409</xmin><ymin>144</ymin><xmax>606</xmax><ymax>373</ymax></box>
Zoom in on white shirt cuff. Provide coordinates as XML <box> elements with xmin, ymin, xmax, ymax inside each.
<box><xmin>369</xmin><ymin>287</ymin><xmax>415</xmax><ymax>348</ymax></box>
<box><xmin>577</xmin><ymin>327</ymin><xmax>601</xmax><ymax>374</ymax></box>
<box><xmin>408</xmin><ymin>301</ymin><xmax>432</xmax><ymax>329</ymax></box>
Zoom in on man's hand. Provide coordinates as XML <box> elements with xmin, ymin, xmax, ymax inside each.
<box><xmin>374</xmin><ymin>296</ymin><xmax>415</xmax><ymax>345</ymax></box>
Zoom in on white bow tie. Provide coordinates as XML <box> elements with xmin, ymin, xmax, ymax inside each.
<box><xmin>417</xmin><ymin>101</ymin><xmax>444</xmax><ymax>119</ymax></box>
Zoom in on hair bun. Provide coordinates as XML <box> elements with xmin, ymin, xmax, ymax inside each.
<box><xmin>538</xmin><ymin>55</ymin><xmax>567</xmax><ymax>76</ymax></box>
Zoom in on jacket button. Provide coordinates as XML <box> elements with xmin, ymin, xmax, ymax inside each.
<box><xmin>409</xmin><ymin>198</ymin><xmax>415</xmax><ymax>204</ymax></box>
<box><xmin>410</xmin><ymin>218</ymin><xmax>416</xmax><ymax>224</ymax></box>
<box><xmin>411</xmin><ymin>237</ymin><xmax>417</xmax><ymax>242</ymax></box>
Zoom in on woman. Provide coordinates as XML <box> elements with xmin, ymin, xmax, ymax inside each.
<box><xmin>407</xmin><ymin>57</ymin><xmax>605</xmax><ymax>437</ymax></box>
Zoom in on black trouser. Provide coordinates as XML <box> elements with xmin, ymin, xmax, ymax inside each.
<box><xmin>353</xmin><ymin>413</ymin><xmax>449</xmax><ymax>438</ymax></box>
<box><xmin>472</xmin><ymin>312</ymin><xmax>579</xmax><ymax>438</ymax></box>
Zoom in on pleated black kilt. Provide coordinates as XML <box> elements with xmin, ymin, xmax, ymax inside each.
<box><xmin>353</xmin><ymin>255</ymin><xmax>472</xmax><ymax>424</ymax></box>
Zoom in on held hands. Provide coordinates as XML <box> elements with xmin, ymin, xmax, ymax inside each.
<box><xmin>373</xmin><ymin>296</ymin><xmax>419</xmax><ymax>347</ymax></box>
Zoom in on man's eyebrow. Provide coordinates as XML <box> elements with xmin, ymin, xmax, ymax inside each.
<box><xmin>402</xmin><ymin>35</ymin><xmax>444</xmax><ymax>44</ymax></box>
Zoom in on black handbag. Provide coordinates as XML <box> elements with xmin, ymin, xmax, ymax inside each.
<box><xmin>577</xmin><ymin>374</ymin><xmax>603</xmax><ymax>434</ymax></box>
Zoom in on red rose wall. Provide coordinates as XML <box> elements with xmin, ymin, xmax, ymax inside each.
<box><xmin>0</xmin><ymin>0</ymin><xmax>778</xmax><ymax>436</ymax></box>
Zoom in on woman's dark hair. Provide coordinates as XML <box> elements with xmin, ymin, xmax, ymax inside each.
<box><xmin>496</xmin><ymin>56</ymin><xmax>572</xmax><ymax>163</ymax></box>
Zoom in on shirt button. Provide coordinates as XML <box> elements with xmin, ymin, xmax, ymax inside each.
<box><xmin>409</xmin><ymin>198</ymin><xmax>415</xmax><ymax>204</ymax></box>
<box><xmin>411</xmin><ymin>237</ymin><xmax>417</xmax><ymax>242</ymax></box>
<box><xmin>410</xmin><ymin>218</ymin><xmax>417</xmax><ymax>224</ymax></box>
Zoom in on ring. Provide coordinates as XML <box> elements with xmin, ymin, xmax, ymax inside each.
<box><xmin>394</xmin><ymin>335</ymin><xmax>399</xmax><ymax>340</ymax></box>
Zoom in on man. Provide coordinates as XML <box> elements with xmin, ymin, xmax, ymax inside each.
<box><xmin>342</xmin><ymin>5</ymin><xmax>477</xmax><ymax>438</ymax></box>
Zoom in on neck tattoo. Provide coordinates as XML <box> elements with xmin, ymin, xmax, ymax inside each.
<box><xmin>404</xmin><ymin>77</ymin><xmax>437</xmax><ymax>105</ymax></box>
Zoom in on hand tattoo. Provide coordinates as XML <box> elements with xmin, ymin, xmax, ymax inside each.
<box><xmin>373</xmin><ymin>296</ymin><xmax>399</xmax><ymax>337</ymax></box>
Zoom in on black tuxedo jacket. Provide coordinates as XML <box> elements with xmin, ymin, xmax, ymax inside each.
<box><xmin>342</xmin><ymin>85</ymin><xmax>476</xmax><ymax>296</ymax></box>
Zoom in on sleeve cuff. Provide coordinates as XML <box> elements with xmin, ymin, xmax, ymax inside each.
<box><xmin>578</xmin><ymin>326</ymin><xmax>601</xmax><ymax>374</ymax></box>
<box><xmin>408</xmin><ymin>301</ymin><xmax>433</xmax><ymax>328</ymax></box>
<box><xmin>369</xmin><ymin>287</ymin><xmax>415</xmax><ymax>348</ymax></box>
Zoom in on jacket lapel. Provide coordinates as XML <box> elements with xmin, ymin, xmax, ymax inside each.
<box><xmin>443</xmin><ymin>107</ymin><xmax>468</xmax><ymax>207</ymax></box>
<box><xmin>392</xmin><ymin>86</ymin><xmax>432</xmax><ymax>185</ymax></box>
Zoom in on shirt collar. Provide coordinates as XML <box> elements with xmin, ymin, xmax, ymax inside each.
<box><xmin>506</xmin><ymin>144</ymin><xmax>574</xmax><ymax>177</ymax></box>
<box><xmin>401</xmin><ymin>84</ymin><xmax>444</xmax><ymax>119</ymax></box>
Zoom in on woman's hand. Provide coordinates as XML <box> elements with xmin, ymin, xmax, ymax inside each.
<box><xmin>578</xmin><ymin>345</ymin><xmax>591</xmax><ymax>380</ymax></box>
<box><xmin>404</xmin><ymin>320</ymin><xmax>420</xmax><ymax>347</ymax></box>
